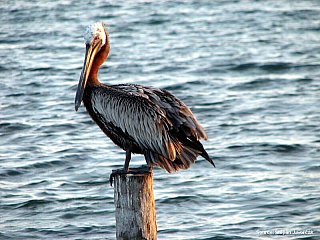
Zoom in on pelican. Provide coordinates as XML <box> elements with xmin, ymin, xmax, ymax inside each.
<box><xmin>75</xmin><ymin>22</ymin><xmax>215</xmax><ymax>174</ymax></box>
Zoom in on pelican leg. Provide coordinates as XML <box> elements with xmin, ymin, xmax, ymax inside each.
<box><xmin>123</xmin><ymin>149</ymin><xmax>131</xmax><ymax>173</ymax></box>
<box><xmin>109</xmin><ymin>149</ymin><xmax>131</xmax><ymax>186</ymax></box>
<box><xmin>109</xmin><ymin>151</ymin><xmax>154</xmax><ymax>186</ymax></box>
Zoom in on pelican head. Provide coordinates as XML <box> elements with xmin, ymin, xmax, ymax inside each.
<box><xmin>75</xmin><ymin>22</ymin><xmax>109</xmax><ymax>111</ymax></box>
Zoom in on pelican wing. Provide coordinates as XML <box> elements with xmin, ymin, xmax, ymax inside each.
<box><xmin>91</xmin><ymin>85</ymin><xmax>176</xmax><ymax>160</ymax></box>
<box><xmin>115</xmin><ymin>84</ymin><xmax>208</xmax><ymax>141</ymax></box>
<box><xmin>110</xmin><ymin>84</ymin><xmax>214</xmax><ymax>172</ymax></box>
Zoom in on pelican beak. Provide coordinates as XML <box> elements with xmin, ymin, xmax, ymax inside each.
<box><xmin>75</xmin><ymin>39</ymin><xmax>102</xmax><ymax>111</ymax></box>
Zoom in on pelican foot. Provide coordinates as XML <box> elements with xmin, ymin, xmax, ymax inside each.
<box><xmin>109</xmin><ymin>165</ymin><xmax>152</xmax><ymax>186</ymax></box>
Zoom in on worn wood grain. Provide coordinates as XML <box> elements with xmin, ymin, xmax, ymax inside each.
<box><xmin>113</xmin><ymin>170</ymin><xmax>157</xmax><ymax>240</ymax></box>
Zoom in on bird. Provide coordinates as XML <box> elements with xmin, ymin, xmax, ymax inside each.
<box><xmin>75</xmin><ymin>22</ymin><xmax>215</xmax><ymax>174</ymax></box>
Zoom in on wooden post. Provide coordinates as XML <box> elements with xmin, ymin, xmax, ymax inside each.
<box><xmin>112</xmin><ymin>168</ymin><xmax>157</xmax><ymax>240</ymax></box>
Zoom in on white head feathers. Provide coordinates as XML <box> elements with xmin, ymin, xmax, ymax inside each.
<box><xmin>84</xmin><ymin>22</ymin><xmax>107</xmax><ymax>47</ymax></box>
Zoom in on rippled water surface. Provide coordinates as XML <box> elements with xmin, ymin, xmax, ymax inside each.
<box><xmin>1</xmin><ymin>0</ymin><xmax>320</xmax><ymax>239</ymax></box>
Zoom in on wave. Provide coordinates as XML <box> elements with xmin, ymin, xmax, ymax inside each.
<box><xmin>227</xmin><ymin>143</ymin><xmax>305</xmax><ymax>154</ymax></box>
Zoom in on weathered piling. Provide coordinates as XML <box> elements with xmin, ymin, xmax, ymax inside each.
<box><xmin>112</xmin><ymin>167</ymin><xmax>157</xmax><ymax>240</ymax></box>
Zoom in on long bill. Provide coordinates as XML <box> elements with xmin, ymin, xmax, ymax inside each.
<box><xmin>75</xmin><ymin>40</ymin><xmax>102</xmax><ymax>111</ymax></box>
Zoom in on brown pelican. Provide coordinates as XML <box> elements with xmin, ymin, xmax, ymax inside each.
<box><xmin>75</xmin><ymin>22</ymin><xmax>215</xmax><ymax>174</ymax></box>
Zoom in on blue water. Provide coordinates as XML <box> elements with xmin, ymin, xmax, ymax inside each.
<box><xmin>1</xmin><ymin>0</ymin><xmax>320</xmax><ymax>239</ymax></box>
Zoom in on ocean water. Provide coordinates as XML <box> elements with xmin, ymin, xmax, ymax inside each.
<box><xmin>1</xmin><ymin>0</ymin><xmax>320</xmax><ymax>239</ymax></box>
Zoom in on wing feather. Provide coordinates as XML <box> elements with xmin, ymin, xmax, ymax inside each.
<box><xmin>91</xmin><ymin>86</ymin><xmax>175</xmax><ymax>160</ymax></box>
<box><xmin>115</xmin><ymin>84</ymin><xmax>208</xmax><ymax>141</ymax></box>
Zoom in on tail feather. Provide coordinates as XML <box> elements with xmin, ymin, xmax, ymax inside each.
<box><xmin>144</xmin><ymin>142</ymin><xmax>214</xmax><ymax>173</ymax></box>
<box><xmin>144</xmin><ymin>129</ymin><xmax>215</xmax><ymax>172</ymax></box>
<box><xmin>176</xmin><ymin>134</ymin><xmax>215</xmax><ymax>168</ymax></box>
